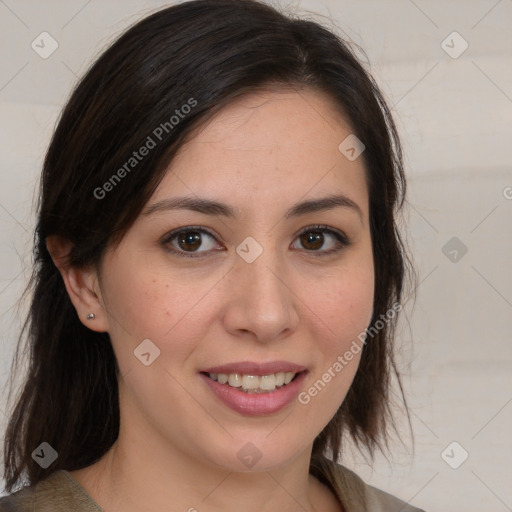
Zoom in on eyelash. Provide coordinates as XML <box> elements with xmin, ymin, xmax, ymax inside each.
<box><xmin>161</xmin><ymin>224</ymin><xmax>351</xmax><ymax>259</ymax></box>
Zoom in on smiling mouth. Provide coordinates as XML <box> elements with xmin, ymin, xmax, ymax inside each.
<box><xmin>200</xmin><ymin>370</ymin><xmax>304</xmax><ymax>394</ymax></box>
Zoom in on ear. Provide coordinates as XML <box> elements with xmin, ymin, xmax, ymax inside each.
<box><xmin>45</xmin><ymin>235</ymin><xmax>109</xmax><ymax>333</ymax></box>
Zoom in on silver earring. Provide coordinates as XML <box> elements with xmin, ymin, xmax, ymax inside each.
<box><xmin>86</xmin><ymin>313</ymin><xmax>95</xmax><ymax>320</ymax></box>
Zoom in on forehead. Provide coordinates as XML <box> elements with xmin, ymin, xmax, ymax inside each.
<box><xmin>151</xmin><ymin>88</ymin><xmax>368</xmax><ymax>218</ymax></box>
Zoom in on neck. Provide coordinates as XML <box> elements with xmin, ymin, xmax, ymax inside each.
<box><xmin>71</xmin><ymin>439</ymin><xmax>336</xmax><ymax>512</ymax></box>
<box><xmin>70</xmin><ymin>380</ymin><xmax>342</xmax><ymax>512</ymax></box>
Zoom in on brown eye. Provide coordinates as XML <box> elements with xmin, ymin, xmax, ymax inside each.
<box><xmin>299</xmin><ymin>231</ymin><xmax>325</xmax><ymax>251</ymax></box>
<box><xmin>292</xmin><ymin>225</ymin><xmax>350</xmax><ymax>255</ymax></box>
<box><xmin>177</xmin><ymin>231</ymin><xmax>202</xmax><ymax>252</ymax></box>
<box><xmin>162</xmin><ymin>227</ymin><xmax>221</xmax><ymax>258</ymax></box>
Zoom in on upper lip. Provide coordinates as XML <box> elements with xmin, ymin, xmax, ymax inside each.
<box><xmin>201</xmin><ymin>361</ymin><xmax>307</xmax><ymax>376</ymax></box>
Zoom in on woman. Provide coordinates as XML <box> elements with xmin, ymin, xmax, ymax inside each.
<box><xmin>1</xmin><ymin>0</ymin><xmax>423</xmax><ymax>510</ymax></box>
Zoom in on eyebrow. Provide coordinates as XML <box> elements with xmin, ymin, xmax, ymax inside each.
<box><xmin>143</xmin><ymin>194</ymin><xmax>363</xmax><ymax>220</ymax></box>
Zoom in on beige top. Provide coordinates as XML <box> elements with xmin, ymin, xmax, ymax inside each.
<box><xmin>0</xmin><ymin>457</ymin><xmax>426</xmax><ymax>511</ymax></box>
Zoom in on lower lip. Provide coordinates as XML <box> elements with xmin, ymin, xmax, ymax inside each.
<box><xmin>199</xmin><ymin>371</ymin><xmax>308</xmax><ymax>416</ymax></box>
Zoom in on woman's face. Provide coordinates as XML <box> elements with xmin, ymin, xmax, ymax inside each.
<box><xmin>96</xmin><ymin>88</ymin><xmax>374</xmax><ymax>471</ymax></box>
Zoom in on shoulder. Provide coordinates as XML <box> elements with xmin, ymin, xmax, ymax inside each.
<box><xmin>311</xmin><ymin>455</ymin><xmax>427</xmax><ymax>512</ymax></box>
<box><xmin>0</xmin><ymin>471</ymin><xmax>102</xmax><ymax>512</ymax></box>
<box><xmin>363</xmin><ymin>481</ymin><xmax>427</xmax><ymax>512</ymax></box>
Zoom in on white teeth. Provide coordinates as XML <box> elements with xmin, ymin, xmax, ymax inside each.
<box><xmin>284</xmin><ymin>372</ymin><xmax>295</xmax><ymax>385</ymax></box>
<box><xmin>207</xmin><ymin>371</ymin><xmax>298</xmax><ymax>392</ymax></box>
<box><xmin>241</xmin><ymin>374</ymin><xmax>260</xmax><ymax>390</ymax></box>
<box><xmin>260</xmin><ymin>374</ymin><xmax>278</xmax><ymax>390</ymax></box>
<box><xmin>275</xmin><ymin>372</ymin><xmax>285</xmax><ymax>387</ymax></box>
<box><xmin>228</xmin><ymin>374</ymin><xmax>242</xmax><ymax>387</ymax></box>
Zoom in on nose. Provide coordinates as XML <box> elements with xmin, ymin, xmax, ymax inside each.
<box><xmin>222</xmin><ymin>245</ymin><xmax>300</xmax><ymax>343</ymax></box>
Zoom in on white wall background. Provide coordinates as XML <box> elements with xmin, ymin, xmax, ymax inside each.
<box><xmin>1</xmin><ymin>1</ymin><xmax>511</xmax><ymax>510</ymax></box>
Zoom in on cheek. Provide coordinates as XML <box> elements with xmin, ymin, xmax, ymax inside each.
<box><xmin>305</xmin><ymin>261</ymin><xmax>374</xmax><ymax>354</ymax></box>
<box><xmin>297</xmin><ymin>266</ymin><xmax>373</xmax><ymax>418</ymax></box>
<box><xmin>100</xmin><ymin>256</ymin><xmax>228</xmax><ymax>379</ymax></box>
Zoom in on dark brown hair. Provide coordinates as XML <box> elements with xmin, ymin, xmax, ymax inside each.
<box><xmin>3</xmin><ymin>0</ymin><xmax>412</xmax><ymax>493</ymax></box>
